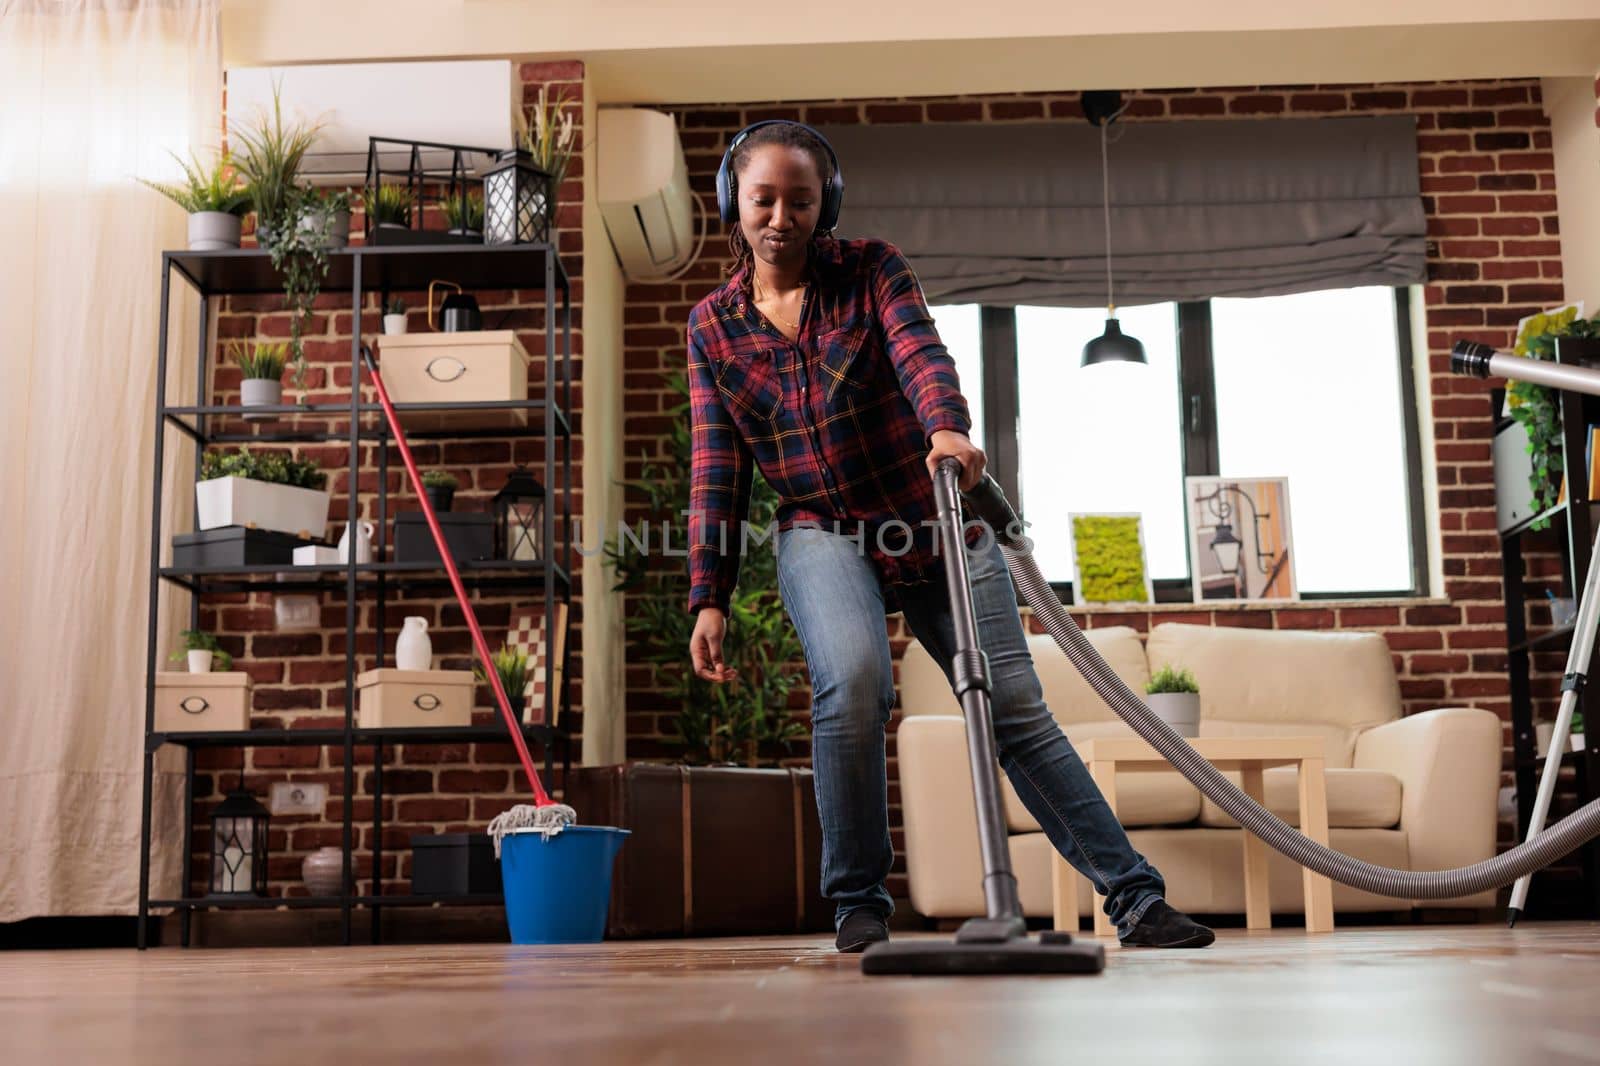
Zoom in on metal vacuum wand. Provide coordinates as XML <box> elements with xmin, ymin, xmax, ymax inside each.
<box><xmin>1452</xmin><ymin>338</ymin><xmax>1599</xmax><ymax>926</ymax></box>
<box><xmin>1452</xmin><ymin>339</ymin><xmax>1600</xmax><ymax>398</ymax></box>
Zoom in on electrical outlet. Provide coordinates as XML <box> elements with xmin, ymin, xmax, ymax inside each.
<box><xmin>270</xmin><ymin>781</ymin><xmax>327</xmax><ymax>816</ymax></box>
<box><xmin>274</xmin><ymin>594</ymin><xmax>319</xmax><ymax>631</ymax></box>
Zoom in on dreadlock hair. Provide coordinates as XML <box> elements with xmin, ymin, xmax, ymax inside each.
<box><xmin>724</xmin><ymin>122</ymin><xmax>837</xmax><ymax>296</ymax></box>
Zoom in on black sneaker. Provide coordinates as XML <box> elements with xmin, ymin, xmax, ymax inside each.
<box><xmin>1119</xmin><ymin>900</ymin><xmax>1215</xmax><ymax>948</ymax></box>
<box><xmin>835</xmin><ymin>910</ymin><xmax>890</xmax><ymax>953</ymax></box>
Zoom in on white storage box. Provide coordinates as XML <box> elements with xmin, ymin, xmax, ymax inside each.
<box><xmin>378</xmin><ymin>330</ymin><xmax>531</xmax><ymax>428</ymax></box>
<box><xmin>196</xmin><ymin>476</ymin><xmax>332</xmax><ymax>537</ymax></box>
<box><xmin>294</xmin><ymin>544</ymin><xmax>341</xmax><ymax>566</ymax></box>
<box><xmin>154</xmin><ymin>671</ymin><xmax>252</xmax><ymax>732</ymax></box>
<box><xmin>356</xmin><ymin>669</ymin><xmax>474</xmax><ymax>728</ymax></box>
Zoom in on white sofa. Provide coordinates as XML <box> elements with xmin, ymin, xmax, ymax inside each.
<box><xmin>895</xmin><ymin>622</ymin><xmax>1503</xmax><ymax>920</ymax></box>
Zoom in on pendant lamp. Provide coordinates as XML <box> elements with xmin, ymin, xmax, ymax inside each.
<box><xmin>1081</xmin><ymin>91</ymin><xmax>1146</xmax><ymax>369</ymax></box>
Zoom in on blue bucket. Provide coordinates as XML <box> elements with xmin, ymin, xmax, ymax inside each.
<box><xmin>498</xmin><ymin>825</ymin><xmax>631</xmax><ymax>944</ymax></box>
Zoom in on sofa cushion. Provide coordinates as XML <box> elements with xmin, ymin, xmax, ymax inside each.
<box><xmin>1145</xmin><ymin>623</ymin><xmax>1401</xmax><ymax>767</ymax></box>
<box><xmin>1196</xmin><ymin>766</ymin><xmax>1402</xmax><ymax>829</ymax></box>
<box><xmin>1002</xmin><ymin>768</ymin><xmax>1201</xmax><ymax>831</ymax></box>
<box><xmin>898</xmin><ymin>626</ymin><xmax>1147</xmax><ymax>730</ymax></box>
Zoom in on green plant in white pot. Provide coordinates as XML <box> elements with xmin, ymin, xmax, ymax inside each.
<box><xmin>230</xmin><ymin>339</ymin><xmax>289</xmax><ymax>417</ymax></box>
<box><xmin>170</xmin><ymin>629</ymin><xmax>233</xmax><ymax>674</ymax></box>
<box><xmin>138</xmin><ymin>150</ymin><xmax>252</xmax><ymax>251</ymax></box>
<box><xmin>197</xmin><ymin>448</ymin><xmax>330</xmax><ymax>537</ymax></box>
<box><xmin>382</xmin><ymin>295</ymin><xmax>408</xmax><ymax>336</ymax></box>
<box><xmin>1145</xmin><ymin>665</ymin><xmax>1200</xmax><ymax>738</ymax></box>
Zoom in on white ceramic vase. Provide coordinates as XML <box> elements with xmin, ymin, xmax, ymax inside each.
<box><xmin>396</xmin><ymin>616</ymin><xmax>432</xmax><ymax>672</ymax></box>
<box><xmin>338</xmin><ymin>520</ymin><xmax>375</xmax><ymax>565</ymax></box>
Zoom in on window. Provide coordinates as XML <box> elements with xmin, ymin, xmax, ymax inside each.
<box><xmin>928</xmin><ymin>303</ymin><xmax>984</xmax><ymax>449</ymax></box>
<box><xmin>932</xmin><ymin>287</ymin><xmax>1426</xmax><ymax>600</ymax></box>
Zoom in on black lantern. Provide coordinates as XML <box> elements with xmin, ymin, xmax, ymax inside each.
<box><xmin>482</xmin><ymin>149</ymin><xmax>553</xmax><ymax>246</ymax></box>
<box><xmin>1208</xmin><ymin>523</ymin><xmax>1243</xmax><ymax>576</ymax></box>
<box><xmin>208</xmin><ymin>788</ymin><xmax>269</xmax><ymax>897</ymax></box>
<box><xmin>493</xmin><ymin>466</ymin><xmax>546</xmax><ymax>561</ymax></box>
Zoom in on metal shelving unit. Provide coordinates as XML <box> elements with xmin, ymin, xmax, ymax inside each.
<box><xmin>137</xmin><ymin>243</ymin><xmax>574</xmax><ymax>948</ymax></box>
<box><xmin>1494</xmin><ymin>335</ymin><xmax>1600</xmax><ymax>918</ymax></box>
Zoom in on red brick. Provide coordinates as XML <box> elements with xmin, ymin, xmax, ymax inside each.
<box><xmin>865</xmin><ymin>103</ymin><xmax>923</xmax><ymax>123</ymax></box>
<box><xmin>396</xmin><ymin>798</ymin><xmax>471</xmax><ymax>822</ymax></box>
<box><xmin>989</xmin><ymin>100</ymin><xmax>1045</xmax><ymax>120</ymax></box>
<box><xmin>1482</xmin><ymin>217</ymin><xmax>1542</xmax><ymax>237</ymax></box>
<box><xmin>1170</xmin><ymin>97</ymin><xmax>1226</xmax><ymax>117</ymax></box>
<box><xmin>1228</xmin><ymin>95</ymin><xmax>1286</xmax><ymax>115</ymax></box>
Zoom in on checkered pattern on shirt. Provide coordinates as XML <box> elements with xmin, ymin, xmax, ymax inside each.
<box><xmin>685</xmin><ymin>237</ymin><xmax>973</xmax><ymax>616</ymax></box>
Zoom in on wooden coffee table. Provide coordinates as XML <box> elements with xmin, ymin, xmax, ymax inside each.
<box><xmin>1052</xmin><ymin>735</ymin><xmax>1335</xmax><ymax>937</ymax></box>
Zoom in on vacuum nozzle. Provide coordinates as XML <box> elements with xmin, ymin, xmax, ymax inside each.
<box><xmin>963</xmin><ymin>474</ymin><xmax>1025</xmax><ymax>548</ymax></box>
<box><xmin>1451</xmin><ymin>340</ymin><xmax>1496</xmax><ymax>378</ymax></box>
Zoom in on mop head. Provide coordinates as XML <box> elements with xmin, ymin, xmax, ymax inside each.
<box><xmin>487</xmin><ymin>803</ymin><xmax>578</xmax><ymax>857</ymax></box>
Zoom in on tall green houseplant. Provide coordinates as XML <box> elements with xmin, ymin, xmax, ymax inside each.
<box><xmin>606</xmin><ymin>373</ymin><xmax>806</xmax><ymax>766</ymax></box>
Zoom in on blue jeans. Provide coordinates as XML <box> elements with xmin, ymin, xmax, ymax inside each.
<box><xmin>775</xmin><ymin>525</ymin><xmax>1166</xmax><ymax>937</ymax></box>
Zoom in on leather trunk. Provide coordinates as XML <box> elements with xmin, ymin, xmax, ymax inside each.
<box><xmin>565</xmin><ymin>764</ymin><xmax>833</xmax><ymax>938</ymax></box>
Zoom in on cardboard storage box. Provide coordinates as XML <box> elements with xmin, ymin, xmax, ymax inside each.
<box><xmin>378</xmin><ymin>331</ymin><xmax>531</xmax><ymax>429</ymax></box>
<box><xmin>356</xmin><ymin>669</ymin><xmax>474</xmax><ymax>728</ymax></box>
<box><xmin>154</xmin><ymin>672</ymin><xmax>252</xmax><ymax>733</ymax></box>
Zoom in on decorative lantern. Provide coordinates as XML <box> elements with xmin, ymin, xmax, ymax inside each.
<box><xmin>1208</xmin><ymin>523</ymin><xmax>1242</xmax><ymax>576</ymax></box>
<box><xmin>209</xmin><ymin>788</ymin><xmax>270</xmax><ymax>897</ymax></box>
<box><xmin>493</xmin><ymin>466</ymin><xmax>546</xmax><ymax>561</ymax></box>
<box><xmin>482</xmin><ymin>149</ymin><xmax>553</xmax><ymax>246</ymax></box>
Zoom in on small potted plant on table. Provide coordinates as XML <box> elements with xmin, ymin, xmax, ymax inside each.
<box><xmin>475</xmin><ymin>645</ymin><xmax>531</xmax><ymax>721</ymax></box>
<box><xmin>196</xmin><ymin>447</ymin><xmax>330</xmax><ymax>536</ymax></box>
<box><xmin>1145</xmin><ymin>665</ymin><xmax>1201</xmax><ymax>738</ymax></box>
<box><xmin>443</xmin><ymin>190</ymin><xmax>484</xmax><ymax>240</ymax></box>
<box><xmin>383</xmin><ymin>296</ymin><xmax>408</xmax><ymax>336</ymax></box>
<box><xmin>366</xmin><ymin>182</ymin><xmax>415</xmax><ymax>235</ymax></box>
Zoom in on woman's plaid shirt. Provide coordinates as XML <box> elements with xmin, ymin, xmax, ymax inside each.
<box><xmin>686</xmin><ymin>236</ymin><xmax>974</xmax><ymax>615</ymax></box>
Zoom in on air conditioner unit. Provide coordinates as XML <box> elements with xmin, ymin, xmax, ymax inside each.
<box><xmin>226</xmin><ymin>60</ymin><xmax>518</xmax><ymax>183</ymax></box>
<box><xmin>598</xmin><ymin>108</ymin><xmax>700</xmax><ymax>280</ymax></box>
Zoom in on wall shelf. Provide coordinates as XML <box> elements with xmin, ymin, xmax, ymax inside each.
<box><xmin>137</xmin><ymin>242</ymin><xmax>575</xmax><ymax>948</ymax></box>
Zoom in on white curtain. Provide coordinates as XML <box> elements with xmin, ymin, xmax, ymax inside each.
<box><xmin>0</xmin><ymin>0</ymin><xmax>220</xmax><ymax>920</ymax></box>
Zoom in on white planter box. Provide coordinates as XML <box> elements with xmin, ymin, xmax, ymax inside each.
<box><xmin>196</xmin><ymin>476</ymin><xmax>331</xmax><ymax>538</ymax></box>
<box><xmin>378</xmin><ymin>330</ymin><xmax>530</xmax><ymax>429</ymax></box>
<box><xmin>357</xmin><ymin>669</ymin><xmax>474</xmax><ymax>728</ymax></box>
<box><xmin>1146</xmin><ymin>691</ymin><xmax>1200</xmax><ymax>738</ymax></box>
<box><xmin>155</xmin><ymin>671</ymin><xmax>251</xmax><ymax>732</ymax></box>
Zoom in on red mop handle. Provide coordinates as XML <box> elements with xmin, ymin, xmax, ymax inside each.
<box><xmin>359</xmin><ymin>345</ymin><xmax>554</xmax><ymax>807</ymax></box>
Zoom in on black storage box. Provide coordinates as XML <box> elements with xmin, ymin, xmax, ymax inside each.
<box><xmin>172</xmin><ymin>527</ymin><xmax>319</xmax><ymax>568</ymax></box>
<box><xmin>411</xmin><ymin>833</ymin><xmax>501</xmax><ymax>896</ymax></box>
<box><xmin>393</xmin><ymin>512</ymin><xmax>495</xmax><ymax>565</ymax></box>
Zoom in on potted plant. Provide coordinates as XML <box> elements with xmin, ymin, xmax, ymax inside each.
<box><xmin>442</xmin><ymin>189</ymin><xmax>484</xmax><ymax>239</ymax></box>
<box><xmin>382</xmin><ymin>296</ymin><xmax>408</xmax><ymax>335</ymax></box>
<box><xmin>475</xmin><ymin>644</ymin><xmax>530</xmax><ymax>721</ymax></box>
<box><xmin>366</xmin><ymin>182</ymin><xmax>415</xmax><ymax>231</ymax></box>
<box><xmin>232</xmin><ymin>82</ymin><xmax>327</xmax><ymax>393</ymax></box>
<box><xmin>170</xmin><ymin>629</ymin><xmax>233</xmax><ymax>674</ymax></box>
<box><xmin>137</xmin><ymin>150</ymin><xmax>251</xmax><ymax>250</ymax></box>
<box><xmin>197</xmin><ymin>447</ymin><xmax>331</xmax><ymax>536</ymax></box>
<box><xmin>605</xmin><ymin>372</ymin><xmax>805</xmax><ymax>766</ymax></box>
<box><xmin>300</xmin><ymin>187</ymin><xmax>353</xmax><ymax>248</ymax></box>
<box><xmin>1145</xmin><ymin>665</ymin><xmax>1201</xmax><ymax>738</ymax></box>
<box><xmin>422</xmin><ymin>469</ymin><xmax>458</xmax><ymax>512</ymax></box>
<box><xmin>1507</xmin><ymin>307</ymin><xmax>1600</xmax><ymax>529</ymax></box>
<box><xmin>229</xmin><ymin>339</ymin><xmax>289</xmax><ymax>416</ymax></box>
<box><xmin>521</xmin><ymin>83</ymin><xmax>576</xmax><ymax>206</ymax></box>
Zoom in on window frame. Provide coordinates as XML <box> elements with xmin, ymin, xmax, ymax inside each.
<box><xmin>971</xmin><ymin>289</ymin><xmax>1429</xmax><ymax>604</ymax></box>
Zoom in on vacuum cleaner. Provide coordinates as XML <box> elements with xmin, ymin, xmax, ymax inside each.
<box><xmin>863</xmin><ymin>342</ymin><xmax>1600</xmax><ymax>975</ymax></box>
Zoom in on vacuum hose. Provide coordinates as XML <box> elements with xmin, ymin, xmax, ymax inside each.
<box><xmin>962</xmin><ymin>474</ymin><xmax>1600</xmax><ymax>900</ymax></box>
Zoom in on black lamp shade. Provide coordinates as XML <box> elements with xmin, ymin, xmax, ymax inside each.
<box><xmin>1209</xmin><ymin>523</ymin><xmax>1243</xmax><ymax>575</ymax></box>
<box><xmin>208</xmin><ymin>789</ymin><xmax>270</xmax><ymax>898</ymax></box>
<box><xmin>493</xmin><ymin>465</ymin><xmax>546</xmax><ymax>561</ymax></box>
<box><xmin>1081</xmin><ymin>317</ymin><xmax>1147</xmax><ymax>368</ymax></box>
<box><xmin>482</xmin><ymin>149</ymin><xmax>553</xmax><ymax>246</ymax></box>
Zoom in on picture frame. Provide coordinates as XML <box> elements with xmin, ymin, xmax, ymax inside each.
<box><xmin>1068</xmin><ymin>512</ymin><xmax>1153</xmax><ymax>606</ymax></box>
<box><xmin>1184</xmin><ymin>476</ymin><xmax>1298</xmax><ymax>603</ymax></box>
<box><xmin>506</xmin><ymin>601</ymin><xmax>569</xmax><ymax>725</ymax></box>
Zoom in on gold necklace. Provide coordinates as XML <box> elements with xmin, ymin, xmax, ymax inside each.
<box><xmin>754</xmin><ymin>274</ymin><xmax>805</xmax><ymax>333</ymax></box>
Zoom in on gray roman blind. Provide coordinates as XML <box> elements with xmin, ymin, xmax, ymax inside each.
<box><xmin>815</xmin><ymin>116</ymin><xmax>1426</xmax><ymax>306</ymax></box>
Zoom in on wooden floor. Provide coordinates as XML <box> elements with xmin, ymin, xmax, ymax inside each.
<box><xmin>7</xmin><ymin>924</ymin><xmax>1600</xmax><ymax>1065</ymax></box>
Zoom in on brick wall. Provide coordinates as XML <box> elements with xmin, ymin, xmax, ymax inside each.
<box><xmin>189</xmin><ymin>62</ymin><xmax>586</xmax><ymax>898</ymax></box>
<box><xmin>624</xmin><ymin>80</ymin><xmax>1564</xmax><ymax>904</ymax></box>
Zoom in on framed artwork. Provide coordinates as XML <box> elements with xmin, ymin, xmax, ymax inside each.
<box><xmin>1185</xmin><ymin>477</ymin><xmax>1297</xmax><ymax>603</ymax></box>
<box><xmin>506</xmin><ymin>602</ymin><xmax>569</xmax><ymax>726</ymax></box>
<box><xmin>1068</xmin><ymin>513</ymin><xmax>1153</xmax><ymax>606</ymax></box>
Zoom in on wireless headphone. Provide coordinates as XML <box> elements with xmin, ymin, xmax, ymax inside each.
<box><xmin>716</xmin><ymin>120</ymin><xmax>845</xmax><ymax>233</ymax></box>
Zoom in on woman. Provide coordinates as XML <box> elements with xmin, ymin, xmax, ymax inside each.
<box><xmin>685</xmin><ymin>120</ymin><xmax>1213</xmax><ymax>951</ymax></box>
